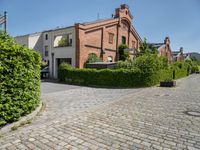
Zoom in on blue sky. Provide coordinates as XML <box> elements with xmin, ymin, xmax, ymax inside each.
<box><xmin>0</xmin><ymin>0</ymin><xmax>200</xmax><ymax>52</ymax></box>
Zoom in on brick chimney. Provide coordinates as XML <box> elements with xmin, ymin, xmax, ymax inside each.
<box><xmin>164</xmin><ymin>37</ymin><xmax>170</xmax><ymax>45</ymax></box>
<box><xmin>180</xmin><ymin>47</ymin><xmax>183</xmax><ymax>53</ymax></box>
<box><xmin>114</xmin><ymin>4</ymin><xmax>133</xmax><ymax>20</ymax></box>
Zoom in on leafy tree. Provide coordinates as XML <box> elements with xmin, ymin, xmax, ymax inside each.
<box><xmin>118</xmin><ymin>44</ymin><xmax>129</xmax><ymax>61</ymax></box>
<box><xmin>137</xmin><ymin>38</ymin><xmax>158</xmax><ymax>56</ymax></box>
<box><xmin>134</xmin><ymin>54</ymin><xmax>162</xmax><ymax>74</ymax></box>
<box><xmin>58</xmin><ymin>37</ymin><xmax>69</xmax><ymax>47</ymax></box>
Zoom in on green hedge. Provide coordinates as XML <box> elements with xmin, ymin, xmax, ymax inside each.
<box><xmin>59</xmin><ymin>61</ymin><xmax>190</xmax><ymax>88</ymax></box>
<box><xmin>0</xmin><ymin>33</ymin><xmax>41</xmax><ymax>126</ymax></box>
<box><xmin>59</xmin><ymin>67</ymin><xmax>160</xmax><ymax>87</ymax></box>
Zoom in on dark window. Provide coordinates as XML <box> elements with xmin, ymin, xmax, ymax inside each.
<box><xmin>57</xmin><ymin>58</ymin><xmax>72</xmax><ymax>67</ymax></box>
<box><xmin>44</xmin><ymin>46</ymin><xmax>48</xmax><ymax>57</ymax></box>
<box><xmin>108</xmin><ymin>33</ymin><xmax>114</xmax><ymax>44</ymax></box>
<box><xmin>122</xmin><ymin>36</ymin><xmax>126</xmax><ymax>44</ymax></box>
<box><xmin>45</xmin><ymin>51</ymin><xmax>48</xmax><ymax>57</ymax></box>
<box><xmin>45</xmin><ymin>34</ymin><xmax>48</xmax><ymax>40</ymax></box>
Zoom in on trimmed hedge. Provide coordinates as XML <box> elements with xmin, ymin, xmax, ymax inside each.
<box><xmin>0</xmin><ymin>33</ymin><xmax>41</xmax><ymax>126</ymax></box>
<box><xmin>59</xmin><ymin>66</ymin><xmax>159</xmax><ymax>87</ymax></box>
<box><xmin>59</xmin><ymin>60</ymin><xmax>190</xmax><ymax>88</ymax></box>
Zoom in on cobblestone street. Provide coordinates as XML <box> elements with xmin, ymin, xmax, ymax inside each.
<box><xmin>0</xmin><ymin>75</ymin><xmax>200</xmax><ymax>150</ymax></box>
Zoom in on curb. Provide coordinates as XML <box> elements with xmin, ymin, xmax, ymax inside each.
<box><xmin>0</xmin><ymin>100</ymin><xmax>43</xmax><ymax>135</ymax></box>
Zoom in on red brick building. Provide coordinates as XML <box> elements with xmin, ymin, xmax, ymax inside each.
<box><xmin>149</xmin><ymin>37</ymin><xmax>173</xmax><ymax>64</ymax></box>
<box><xmin>75</xmin><ymin>4</ymin><xmax>142</xmax><ymax>68</ymax></box>
<box><xmin>15</xmin><ymin>4</ymin><xmax>142</xmax><ymax>78</ymax></box>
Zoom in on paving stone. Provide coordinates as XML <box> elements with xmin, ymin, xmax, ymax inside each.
<box><xmin>0</xmin><ymin>75</ymin><xmax>200</xmax><ymax>149</ymax></box>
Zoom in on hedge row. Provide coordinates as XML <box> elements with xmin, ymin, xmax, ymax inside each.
<box><xmin>58</xmin><ymin>62</ymin><xmax>189</xmax><ymax>88</ymax></box>
<box><xmin>0</xmin><ymin>33</ymin><xmax>41</xmax><ymax>126</ymax></box>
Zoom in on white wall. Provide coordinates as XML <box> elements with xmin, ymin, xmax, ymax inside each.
<box><xmin>15</xmin><ymin>35</ymin><xmax>29</xmax><ymax>47</ymax></box>
<box><xmin>44</xmin><ymin>27</ymin><xmax>76</xmax><ymax>78</ymax></box>
<box><xmin>15</xmin><ymin>27</ymin><xmax>76</xmax><ymax>79</ymax></box>
<box><xmin>15</xmin><ymin>33</ymin><xmax>43</xmax><ymax>55</ymax></box>
<box><xmin>28</xmin><ymin>33</ymin><xmax>43</xmax><ymax>54</ymax></box>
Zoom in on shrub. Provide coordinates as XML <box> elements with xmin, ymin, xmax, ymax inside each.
<box><xmin>58</xmin><ymin>63</ymin><xmax>73</xmax><ymax>81</ymax></box>
<box><xmin>118</xmin><ymin>44</ymin><xmax>129</xmax><ymax>61</ymax></box>
<box><xmin>134</xmin><ymin>54</ymin><xmax>162</xmax><ymax>74</ymax></box>
<box><xmin>116</xmin><ymin>60</ymin><xmax>135</xmax><ymax>69</ymax></box>
<box><xmin>0</xmin><ymin>33</ymin><xmax>41</xmax><ymax>126</ymax></box>
<box><xmin>86</xmin><ymin>53</ymin><xmax>102</xmax><ymax>64</ymax></box>
<box><xmin>59</xmin><ymin>66</ymin><xmax>161</xmax><ymax>87</ymax></box>
<box><xmin>58</xmin><ymin>54</ymin><xmax>190</xmax><ymax>88</ymax></box>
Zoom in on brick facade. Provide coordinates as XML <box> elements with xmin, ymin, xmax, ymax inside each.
<box><xmin>159</xmin><ymin>37</ymin><xmax>173</xmax><ymax>64</ymax></box>
<box><xmin>75</xmin><ymin>4</ymin><xmax>142</xmax><ymax>68</ymax></box>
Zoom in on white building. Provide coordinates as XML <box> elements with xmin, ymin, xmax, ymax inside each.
<box><xmin>15</xmin><ymin>27</ymin><xmax>76</xmax><ymax>79</ymax></box>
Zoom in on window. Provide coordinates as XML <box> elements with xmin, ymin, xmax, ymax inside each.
<box><xmin>45</xmin><ymin>34</ymin><xmax>48</xmax><ymax>40</ymax></box>
<box><xmin>69</xmin><ymin>34</ymin><xmax>72</xmax><ymax>45</ymax></box>
<box><xmin>54</xmin><ymin>34</ymin><xmax>72</xmax><ymax>47</ymax></box>
<box><xmin>122</xmin><ymin>36</ymin><xmax>126</xmax><ymax>44</ymax></box>
<box><xmin>57</xmin><ymin>58</ymin><xmax>72</xmax><ymax>67</ymax></box>
<box><xmin>107</xmin><ymin>56</ymin><xmax>113</xmax><ymax>62</ymax></box>
<box><xmin>132</xmin><ymin>41</ymin><xmax>136</xmax><ymax>48</ymax></box>
<box><xmin>44</xmin><ymin>46</ymin><xmax>48</xmax><ymax>57</ymax></box>
<box><xmin>108</xmin><ymin>33</ymin><xmax>114</xmax><ymax>44</ymax></box>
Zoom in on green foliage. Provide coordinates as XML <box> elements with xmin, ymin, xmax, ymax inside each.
<box><xmin>86</xmin><ymin>53</ymin><xmax>102</xmax><ymax>64</ymax></box>
<box><xmin>58</xmin><ymin>37</ymin><xmax>69</xmax><ymax>47</ymax></box>
<box><xmin>134</xmin><ymin>54</ymin><xmax>162</xmax><ymax>74</ymax></box>
<box><xmin>59</xmin><ymin>52</ymin><xmax>191</xmax><ymax>87</ymax></box>
<box><xmin>137</xmin><ymin>38</ymin><xmax>158</xmax><ymax>56</ymax></box>
<box><xmin>184</xmin><ymin>59</ymin><xmax>199</xmax><ymax>73</ymax></box>
<box><xmin>0</xmin><ymin>32</ymin><xmax>41</xmax><ymax>126</ymax></box>
<box><xmin>58</xmin><ymin>67</ymin><xmax>156</xmax><ymax>87</ymax></box>
<box><xmin>58</xmin><ymin>63</ymin><xmax>74</xmax><ymax>81</ymax></box>
<box><xmin>116</xmin><ymin>60</ymin><xmax>135</xmax><ymax>69</ymax></box>
<box><xmin>118</xmin><ymin>44</ymin><xmax>129</xmax><ymax>61</ymax></box>
<box><xmin>41</xmin><ymin>60</ymin><xmax>48</xmax><ymax>69</ymax></box>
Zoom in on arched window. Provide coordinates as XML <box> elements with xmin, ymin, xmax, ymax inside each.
<box><xmin>107</xmin><ymin>56</ymin><xmax>113</xmax><ymax>62</ymax></box>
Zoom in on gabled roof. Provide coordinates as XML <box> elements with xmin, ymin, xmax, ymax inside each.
<box><xmin>148</xmin><ymin>43</ymin><xmax>164</xmax><ymax>49</ymax></box>
<box><xmin>81</xmin><ymin>18</ymin><xmax>115</xmax><ymax>25</ymax></box>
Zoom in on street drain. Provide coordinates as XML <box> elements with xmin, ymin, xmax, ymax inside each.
<box><xmin>184</xmin><ymin>111</ymin><xmax>200</xmax><ymax>117</ymax></box>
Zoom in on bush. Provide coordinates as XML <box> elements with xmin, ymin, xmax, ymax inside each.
<box><xmin>118</xmin><ymin>44</ymin><xmax>129</xmax><ymax>61</ymax></box>
<box><xmin>0</xmin><ymin>33</ymin><xmax>41</xmax><ymax>126</ymax></box>
<box><xmin>134</xmin><ymin>54</ymin><xmax>162</xmax><ymax>74</ymax></box>
<box><xmin>59</xmin><ymin>66</ymin><xmax>160</xmax><ymax>87</ymax></box>
<box><xmin>86</xmin><ymin>53</ymin><xmax>102</xmax><ymax>64</ymax></box>
<box><xmin>58</xmin><ymin>63</ymin><xmax>73</xmax><ymax>81</ymax></box>
<box><xmin>116</xmin><ymin>60</ymin><xmax>135</xmax><ymax>69</ymax></box>
<box><xmin>58</xmin><ymin>54</ymin><xmax>191</xmax><ymax>88</ymax></box>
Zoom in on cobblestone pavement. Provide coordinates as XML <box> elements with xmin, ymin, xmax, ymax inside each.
<box><xmin>0</xmin><ymin>75</ymin><xmax>200</xmax><ymax>150</ymax></box>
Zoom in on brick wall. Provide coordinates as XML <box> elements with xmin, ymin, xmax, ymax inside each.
<box><xmin>75</xmin><ymin>4</ymin><xmax>142</xmax><ymax>68</ymax></box>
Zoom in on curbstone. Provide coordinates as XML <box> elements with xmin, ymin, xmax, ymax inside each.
<box><xmin>0</xmin><ymin>100</ymin><xmax>43</xmax><ymax>135</ymax></box>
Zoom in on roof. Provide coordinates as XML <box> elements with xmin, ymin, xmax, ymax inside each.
<box><xmin>81</xmin><ymin>18</ymin><xmax>115</xmax><ymax>25</ymax></box>
<box><xmin>172</xmin><ymin>51</ymin><xmax>180</xmax><ymax>55</ymax></box>
<box><xmin>148</xmin><ymin>43</ymin><xmax>164</xmax><ymax>49</ymax></box>
<box><xmin>43</xmin><ymin>26</ymin><xmax>74</xmax><ymax>33</ymax></box>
